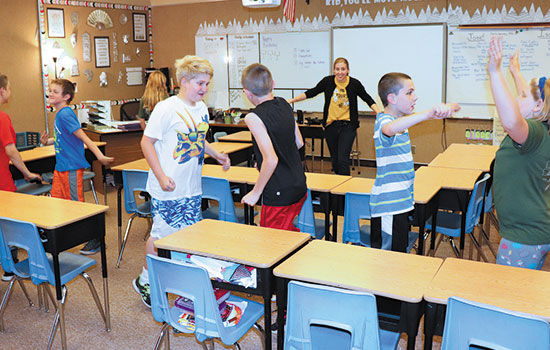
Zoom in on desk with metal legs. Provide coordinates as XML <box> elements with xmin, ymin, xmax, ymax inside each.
<box><xmin>0</xmin><ymin>191</ymin><xmax>110</xmax><ymax>350</ymax></box>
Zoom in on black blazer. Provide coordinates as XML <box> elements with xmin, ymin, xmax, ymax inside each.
<box><xmin>304</xmin><ymin>75</ymin><xmax>376</xmax><ymax>128</ymax></box>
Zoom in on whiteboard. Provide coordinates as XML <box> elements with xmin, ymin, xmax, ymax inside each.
<box><xmin>228</xmin><ymin>34</ymin><xmax>260</xmax><ymax>89</ymax></box>
<box><xmin>447</xmin><ymin>27</ymin><xmax>550</xmax><ymax>117</ymax></box>
<box><xmin>333</xmin><ymin>24</ymin><xmax>446</xmax><ymax>113</ymax></box>
<box><xmin>195</xmin><ymin>35</ymin><xmax>229</xmax><ymax>109</ymax></box>
<box><xmin>260</xmin><ymin>32</ymin><xmax>331</xmax><ymax>89</ymax></box>
<box><xmin>229</xmin><ymin>89</ymin><xmax>255</xmax><ymax>110</ymax></box>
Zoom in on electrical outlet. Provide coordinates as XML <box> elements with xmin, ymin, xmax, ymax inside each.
<box><xmin>411</xmin><ymin>145</ymin><xmax>416</xmax><ymax>154</ymax></box>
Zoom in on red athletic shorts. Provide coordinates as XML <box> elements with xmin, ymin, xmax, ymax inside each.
<box><xmin>51</xmin><ymin>169</ymin><xmax>84</xmax><ymax>202</ymax></box>
<box><xmin>259</xmin><ymin>193</ymin><xmax>307</xmax><ymax>231</ymax></box>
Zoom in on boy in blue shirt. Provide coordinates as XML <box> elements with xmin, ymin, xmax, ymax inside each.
<box><xmin>41</xmin><ymin>79</ymin><xmax>113</xmax><ymax>254</ymax></box>
<box><xmin>370</xmin><ymin>72</ymin><xmax>459</xmax><ymax>252</ymax></box>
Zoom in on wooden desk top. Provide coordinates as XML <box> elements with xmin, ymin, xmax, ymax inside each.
<box><xmin>330</xmin><ymin>177</ymin><xmax>375</xmax><ymax>195</ymax></box>
<box><xmin>445</xmin><ymin>143</ymin><xmax>499</xmax><ymax>157</ymax></box>
<box><xmin>84</xmin><ymin>127</ymin><xmax>142</xmax><ymax>135</ymax></box>
<box><xmin>205</xmin><ymin>142</ymin><xmax>252</xmax><ymax>158</ymax></box>
<box><xmin>110</xmin><ymin>158</ymin><xmax>149</xmax><ymax>172</ymax></box>
<box><xmin>429</xmin><ymin>152</ymin><xmax>494</xmax><ymax>172</ymax></box>
<box><xmin>0</xmin><ymin>190</ymin><xmax>108</xmax><ymax>229</ymax></box>
<box><xmin>274</xmin><ymin>240</ymin><xmax>443</xmax><ymax>303</ymax></box>
<box><xmin>19</xmin><ymin>142</ymin><xmax>107</xmax><ymax>163</ymax></box>
<box><xmin>154</xmin><ymin>219</ymin><xmax>310</xmax><ymax>268</ymax></box>
<box><xmin>414</xmin><ymin>166</ymin><xmax>482</xmax><ymax>204</ymax></box>
<box><xmin>218</xmin><ymin>131</ymin><xmax>252</xmax><ymax>142</ymax></box>
<box><xmin>305</xmin><ymin>173</ymin><xmax>351</xmax><ymax>192</ymax></box>
<box><xmin>424</xmin><ymin>258</ymin><xmax>550</xmax><ymax>320</ymax></box>
<box><xmin>202</xmin><ymin>164</ymin><xmax>258</xmax><ymax>184</ymax></box>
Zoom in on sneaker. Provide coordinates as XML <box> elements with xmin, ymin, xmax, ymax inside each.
<box><xmin>271</xmin><ymin>322</ymin><xmax>278</xmax><ymax>334</ymax></box>
<box><xmin>80</xmin><ymin>239</ymin><xmax>101</xmax><ymax>255</ymax></box>
<box><xmin>133</xmin><ymin>276</ymin><xmax>151</xmax><ymax>308</ymax></box>
<box><xmin>1</xmin><ymin>272</ymin><xmax>14</xmax><ymax>282</ymax></box>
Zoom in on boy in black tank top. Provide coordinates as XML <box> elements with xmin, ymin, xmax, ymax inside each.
<box><xmin>240</xmin><ymin>64</ymin><xmax>307</xmax><ymax>231</ymax></box>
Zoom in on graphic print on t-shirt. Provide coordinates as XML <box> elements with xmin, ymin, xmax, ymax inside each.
<box><xmin>173</xmin><ymin>111</ymin><xmax>209</xmax><ymax>165</ymax></box>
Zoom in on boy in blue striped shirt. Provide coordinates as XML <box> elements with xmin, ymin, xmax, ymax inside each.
<box><xmin>370</xmin><ymin>72</ymin><xmax>460</xmax><ymax>252</ymax></box>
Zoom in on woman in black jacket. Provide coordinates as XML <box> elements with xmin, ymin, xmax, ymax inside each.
<box><xmin>288</xmin><ymin>57</ymin><xmax>380</xmax><ymax>175</ymax></box>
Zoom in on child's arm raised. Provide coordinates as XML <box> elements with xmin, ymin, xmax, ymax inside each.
<box><xmin>488</xmin><ymin>36</ymin><xmax>528</xmax><ymax>144</ymax></box>
<box><xmin>141</xmin><ymin>135</ymin><xmax>175</xmax><ymax>192</ymax></box>
<box><xmin>73</xmin><ymin>129</ymin><xmax>114</xmax><ymax>166</ymax></box>
<box><xmin>381</xmin><ymin>103</ymin><xmax>460</xmax><ymax>137</ymax></box>
<box><xmin>204</xmin><ymin>141</ymin><xmax>230</xmax><ymax>170</ymax></box>
<box><xmin>5</xmin><ymin>144</ymin><xmax>42</xmax><ymax>182</ymax></box>
<box><xmin>509</xmin><ymin>51</ymin><xmax>529</xmax><ymax>97</ymax></box>
<box><xmin>241</xmin><ymin>113</ymin><xmax>278</xmax><ymax>206</ymax></box>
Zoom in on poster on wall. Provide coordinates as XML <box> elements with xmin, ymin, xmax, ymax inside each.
<box><xmin>133</xmin><ymin>13</ymin><xmax>146</xmax><ymax>42</ymax></box>
<box><xmin>47</xmin><ymin>8</ymin><xmax>65</xmax><ymax>38</ymax></box>
<box><xmin>94</xmin><ymin>36</ymin><xmax>111</xmax><ymax>68</ymax></box>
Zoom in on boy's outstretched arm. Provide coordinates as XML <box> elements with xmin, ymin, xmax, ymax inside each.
<box><xmin>204</xmin><ymin>141</ymin><xmax>230</xmax><ymax>170</ymax></box>
<box><xmin>381</xmin><ymin>103</ymin><xmax>460</xmax><ymax>137</ymax></box>
<box><xmin>5</xmin><ymin>143</ymin><xmax>42</xmax><ymax>182</ymax></box>
<box><xmin>141</xmin><ymin>135</ymin><xmax>174</xmax><ymax>192</ymax></box>
<box><xmin>241</xmin><ymin>113</ymin><xmax>278</xmax><ymax>206</ymax></box>
<box><xmin>73</xmin><ymin>129</ymin><xmax>114</xmax><ymax>166</ymax></box>
<box><xmin>487</xmin><ymin>36</ymin><xmax>528</xmax><ymax>144</ymax></box>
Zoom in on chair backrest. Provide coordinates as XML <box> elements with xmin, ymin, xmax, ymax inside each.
<box><xmin>342</xmin><ymin>192</ymin><xmax>371</xmax><ymax>244</ymax></box>
<box><xmin>285</xmin><ymin>281</ymin><xmax>384</xmax><ymax>350</ymax></box>
<box><xmin>296</xmin><ymin>189</ymin><xmax>323</xmax><ymax>239</ymax></box>
<box><xmin>120</xmin><ymin>101</ymin><xmax>140</xmax><ymax>121</ymax></box>
<box><xmin>463</xmin><ymin>173</ymin><xmax>491</xmax><ymax>234</ymax></box>
<box><xmin>213</xmin><ymin>132</ymin><xmax>227</xmax><ymax>142</ymax></box>
<box><xmin>441</xmin><ymin>296</ymin><xmax>550</xmax><ymax>350</ymax></box>
<box><xmin>0</xmin><ymin>217</ymin><xmax>54</xmax><ymax>285</ymax></box>
<box><xmin>122</xmin><ymin>169</ymin><xmax>149</xmax><ymax>215</ymax></box>
<box><xmin>147</xmin><ymin>254</ymin><xmax>227</xmax><ymax>343</ymax></box>
<box><xmin>201</xmin><ymin>176</ymin><xmax>237</xmax><ymax>222</ymax></box>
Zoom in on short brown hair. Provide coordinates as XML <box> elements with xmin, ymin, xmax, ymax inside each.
<box><xmin>0</xmin><ymin>74</ymin><xmax>8</xmax><ymax>90</ymax></box>
<box><xmin>378</xmin><ymin>72</ymin><xmax>411</xmax><ymax>107</ymax></box>
<box><xmin>51</xmin><ymin>78</ymin><xmax>75</xmax><ymax>103</ymax></box>
<box><xmin>241</xmin><ymin>63</ymin><xmax>272</xmax><ymax>97</ymax></box>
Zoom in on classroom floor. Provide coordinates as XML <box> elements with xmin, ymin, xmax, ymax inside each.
<box><xmin>1</xmin><ymin>164</ymin><xmax>548</xmax><ymax>350</ymax></box>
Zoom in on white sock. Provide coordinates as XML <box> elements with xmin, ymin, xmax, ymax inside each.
<box><xmin>140</xmin><ymin>267</ymin><xmax>149</xmax><ymax>284</ymax></box>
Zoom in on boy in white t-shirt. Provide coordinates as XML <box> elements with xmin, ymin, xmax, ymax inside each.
<box><xmin>133</xmin><ymin>55</ymin><xmax>230</xmax><ymax>307</ymax></box>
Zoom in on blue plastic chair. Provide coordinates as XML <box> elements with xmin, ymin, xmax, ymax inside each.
<box><xmin>0</xmin><ymin>222</ymin><xmax>34</xmax><ymax>332</ymax></box>
<box><xmin>342</xmin><ymin>192</ymin><xmax>418</xmax><ymax>252</ymax></box>
<box><xmin>202</xmin><ymin>175</ymin><xmax>245</xmax><ymax>223</ymax></box>
<box><xmin>117</xmin><ymin>169</ymin><xmax>152</xmax><ymax>268</ymax></box>
<box><xmin>147</xmin><ymin>254</ymin><xmax>265</xmax><ymax>350</ymax></box>
<box><xmin>284</xmin><ymin>281</ymin><xmax>400</xmax><ymax>350</ymax></box>
<box><xmin>295</xmin><ymin>189</ymin><xmax>327</xmax><ymax>239</ymax></box>
<box><xmin>441</xmin><ymin>296</ymin><xmax>550</xmax><ymax>350</ymax></box>
<box><xmin>14</xmin><ymin>178</ymin><xmax>52</xmax><ymax>196</ymax></box>
<box><xmin>41</xmin><ymin>170</ymin><xmax>98</xmax><ymax>204</ymax></box>
<box><xmin>0</xmin><ymin>217</ymin><xmax>107</xmax><ymax>348</ymax></box>
<box><xmin>426</xmin><ymin>174</ymin><xmax>490</xmax><ymax>260</ymax></box>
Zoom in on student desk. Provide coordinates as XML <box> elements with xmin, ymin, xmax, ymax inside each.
<box><xmin>428</xmin><ymin>143</ymin><xmax>497</xmax><ymax>173</ymax></box>
<box><xmin>304</xmin><ymin>173</ymin><xmax>352</xmax><ymax>241</ymax></box>
<box><xmin>423</xmin><ymin>258</ymin><xmax>550</xmax><ymax>350</ymax></box>
<box><xmin>205</xmin><ymin>141</ymin><xmax>253</xmax><ymax>166</ymax></box>
<box><xmin>444</xmin><ymin>143</ymin><xmax>499</xmax><ymax>158</ymax></box>
<box><xmin>273</xmin><ymin>240</ymin><xmax>443</xmax><ymax>350</ymax></box>
<box><xmin>84</xmin><ymin>128</ymin><xmax>144</xmax><ymax>194</ymax></box>
<box><xmin>0</xmin><ymin>190</ymin><xmax>110</xmax><ymax>349</ymax></box>
<box><xmin>217</xmin><ymin>130</ymin><xmax>252</xmax><ymax>143</ymax></box>
<box><xmin>154</xmin><ymin>219</ymin><xmax>310</xmax><ymax>350</ymax></box>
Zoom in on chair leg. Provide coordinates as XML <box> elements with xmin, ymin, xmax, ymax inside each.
<box><xmin>144</xmin><ymin>217</ymin><xmax>152</xmax><ymax>241</ymax></box>
<box><xmin>117</xmin><ymin>214</ymin><xmax>137</xmax><ymax>268</ymax></box>
<box><xmin>253</xmin><ymin>323</ymin><xmax>266</xmax><ymax>350</ymax></box>
<box><xmin>80</xmin><ymin>272</ymin><xmax>107</xmax><ymax>326</ymax></box>
<box><xmin>448</xmin><ymin>237</ymin><xmax>461</xmax><ymax>258</ymax></box>
<box><xmin>16</xmin><ymin>277</ymin><xmax>34</xmax><ymax>307</ymax></box>
<box><xmin>0</xmin><ymin>277</ymin><xmax>16</xmax><ymax>332</ymax></box>
<box><xmin>43</xmin><ymin>285</ymin><xmax>50</xmax><ymax>312</ymax></box>
<box><xmin>469</xmin><ymin>233</ymin><xmax>489</xmax><ymax>262</ymax></box>
<box><xmin>46</xmin><ymin>285</ymin><xmax>65</xmax><ymax>350</ymax></box>
<box><xmin>153</xmin><ymin>323</ymin><xmax>170</xmax><ymax>350</ymax></box>
<box><xmin>89</xmin><ymin>178</ymin><xmax>99</xmax><ymax>204</ymax></box>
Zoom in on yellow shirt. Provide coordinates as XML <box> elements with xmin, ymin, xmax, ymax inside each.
<box><xmin>326</xmin><ymin>76</ymin><xmax>350</xmax><ymax>126</ymax></box>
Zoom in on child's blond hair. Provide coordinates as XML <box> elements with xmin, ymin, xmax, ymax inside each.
<box><xmin>174</xmin><ymin>55</ymin><xmax>213</xmax><ymax>84</ymax></box>
<box><xmin>530</xmin><ymin>77</ymin><xmax>550</xmax><ymax>122</ymax></box>
<box><xmin>141</xmin><ymin>71</ymin><xmax>168</xmax><ymax>113</ymax></box>
<box><xmin>241</xmin><ymin>63</ymin><xmax>272</xmax><ymax>97</ymax></box>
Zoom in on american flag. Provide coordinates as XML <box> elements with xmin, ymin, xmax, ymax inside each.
<box><xmin>283</xmin><ymin>0</ymin><xmax>296</xmax><ymax>24</ymax></box>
